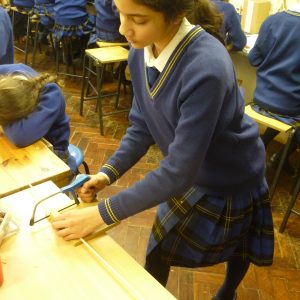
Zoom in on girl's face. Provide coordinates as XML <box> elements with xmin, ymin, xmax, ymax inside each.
<box><xmin>115</xmin><ymin>0</ymin><xmax>182</xmax><ymax>56</ymax></box>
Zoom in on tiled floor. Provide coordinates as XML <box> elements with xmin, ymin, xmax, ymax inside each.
<box><xmin>14</xmin><ymin>45</ymin><xmax>300</xmax><ymax>300</ymax></box>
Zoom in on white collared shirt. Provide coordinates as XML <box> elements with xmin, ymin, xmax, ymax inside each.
<box><xmin>144</xmin><ymin>18</ymin><xmax>195</xmax><ymax>72</ymax></box>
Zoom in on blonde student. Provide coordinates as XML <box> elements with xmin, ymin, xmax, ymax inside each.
<box><xmin>52</xmin><ymin>1</ymin><xmax>274</xmax><ymax>299</ymax></box>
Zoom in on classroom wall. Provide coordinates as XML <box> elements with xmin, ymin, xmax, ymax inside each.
<box><xmin>229</xmin><ymin>0</ymin><xmax>299</xmax><ymax>15</ymax></box>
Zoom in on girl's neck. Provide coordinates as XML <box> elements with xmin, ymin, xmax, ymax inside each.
<box><xmin>152</xmin><ymin>21</ymin><xmax>182</xmax><ymax>58</ymax></box>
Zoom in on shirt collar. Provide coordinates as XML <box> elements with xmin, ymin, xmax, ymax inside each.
<box><xmin>144</xmin><ymin>18</ymin><xmax>195</xmax><ymax>72</ymax></box>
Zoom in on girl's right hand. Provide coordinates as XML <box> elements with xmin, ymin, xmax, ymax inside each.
<box><xmin>77</xmin><ymin>173</ymin><xmax>109</xmax><ymax>203</ymax></box>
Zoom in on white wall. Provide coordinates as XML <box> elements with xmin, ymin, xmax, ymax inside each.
<box><xmin>229</xmin><ymin>0</ymin><xmax>299</xmax><ymax>15</ymax></box>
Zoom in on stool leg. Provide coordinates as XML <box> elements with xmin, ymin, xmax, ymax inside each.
<box><xmin>85</xmin><ymin>58</ymin><xmax>93</xmax><ymax>97</ymax></box>
<box><xmin>269</xmin><ymin>128</ymin><xmax>296</xmax><ymax>199</ymax></box>
<box><xmin>24</xmin><ymin>14</ymin><xmax>31</xmax><ymax>64</ymax></box>
<box><xmin>279</xmin><ymin>173</ymin><xmax>300</xmax><ymax>233</ymax></box>
<box><xmin>80</xmin><ymin>55</ymin><xmax>88</xmax><ymax>116</ymax></box>
<box><xmin>115</xmin><ymin>61</ymin><xmax>124</xmax><ymax>109</ymax></box>
<box><xmin>97</xmin><ymin>64</ymin><xmax>105</xmax><ymax>135</ymax></box>
<box><xmin>31</xmin><ymin>21</ymin><xmax>39</xmax><ymax>67</ymax></box>
<box><xmin>55</xmin><ymin>39</ymin><xmax>60</xmax><ymax>74</ymax></box>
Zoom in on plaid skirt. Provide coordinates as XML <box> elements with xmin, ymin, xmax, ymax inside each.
<box><xmin>52</xmin><ymin>15</ymin><xmax>95</xmax><ymax>40</ymax></box>
<box><xmin>33</xmin><ymin>4</ymin><xmax>54</xmax><ymax>26</ymax></box>
<box><xmin>148</xmin><ymin>178</ymin><xmax>274</xmax><ymax>268</ymax></box>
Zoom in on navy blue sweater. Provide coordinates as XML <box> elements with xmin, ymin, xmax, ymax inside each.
<box><xmin>0</xmin><ymin>64</ymin><xmax>70</xmax><ymax>152</ymax></box>
<box><xmin>12</xmin><ymin>0</ymin><xmax>34</xmax><ymax>8</ymax></box>
<box><xmin>54</xmin><ymin>0</ymin><xmax>87</xmax><ymax>26</ymax></box>
<box><xmin>212</xmin><ymin>0</ymin><xmax>246</xmax><ymax>51</ymax></box>
<box><xmin>98</xmin><ymin>27</ymin><xmax>266</xmax><ymax>225</ymax></box>
<box><xmin>95</xmin><ymin>0</ymin><xmax>120</xmax><ymax>35</ymax></box>
<box><xmin>0</xmin><ymin>8</ymin><xmax>14</xmax><ymax>65</ymax></box>
<box><xmin>248</xmin><ymin>10</ymin><xmax>300</xmax><ymax>116</ymax></box>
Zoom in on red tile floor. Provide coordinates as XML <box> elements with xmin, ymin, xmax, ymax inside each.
<box><xmin>14</xmin><ymin>45</ymin><xmax>300</xmax><ymax>299</ymax></box>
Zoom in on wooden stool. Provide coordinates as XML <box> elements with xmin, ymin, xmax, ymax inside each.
<box><xmin>96</xmin><ymin>41</ymin><xmax>129</xmax><ymax>48</ymax></box>
<box><xmin>245</xmin><ymin>104</ymin><xmax>297</xmax><ymax>199</ymax></box>
<box><xmin>80</xmin><ymin>46</ymin><xmax>129</xmax><ymax>135</ymax></box>
<box><xmin>55</xmin><ymin>35</ymin><xmax>83</xmax><ymax>78</ymax></box>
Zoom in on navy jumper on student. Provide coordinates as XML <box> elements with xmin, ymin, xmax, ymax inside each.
<box><xmin>212</xmin><ymin>0</ymin><xmax>246</xmax><ymax>51</ymax></box>
<box><xmin>0</xmin><ymin>63</ymin><xmax>77</xmax><ymax>175</ymax></box>
<box><xmin>248</xmin><ymin>7</ymin><xmax>300</xmax><ymax>170</ymax></box>
<box><xmin>0</xmin><ymin>7</ymin><xmax>14</xmax><ymax>64</ymax></box>
<box><xmin>53</xmin><ymin>0</ymin><xmax>95</xmax><ymax>40</ymax></box>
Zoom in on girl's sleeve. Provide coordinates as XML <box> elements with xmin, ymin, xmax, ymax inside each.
<box><xmin>248</xmin><ymin>17</ymin><xmax>272</xmax><ymax>66</ymax></box>
<box><xmin>99</xmin><ymin>95</ymin><xmax>155</xmax><ymax>183</ymax></box>
<box><xmin>226</xmin><ymin>5</ymin><xmax>247</xmax><ymax>51</ymax></box>
<box><xmin>3</xmin><ymin>83</ymin><xmax>65</xmax><ymax>147</ymax></box>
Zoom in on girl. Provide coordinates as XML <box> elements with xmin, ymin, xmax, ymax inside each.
<box><xmin>212</xmin><ymin>0</ymin><xmax>247</xmax><ymax>51</ymax></box>
<box><xmin>53</xmin><ymin>0</ymin><xmax>95</xmax><ymax>41</ymax></box>
<box><xmin>52</xmin><ymin>1</ymin><xmax>274</xmax><ymax>299</ymax></box>
<box><xmin>248</xmin><ymin>1</ymin><xmax>300</xmax><ymax>175</ymax></box>
<box><xmin>0</xmin><ymin>7</ymin><xmax>14</xmax><ymax>64</ymax></box>
<box><xmin>0</xmin><ymin>63</ymin><xmax>77</xmax><ymax>175</ymax></box>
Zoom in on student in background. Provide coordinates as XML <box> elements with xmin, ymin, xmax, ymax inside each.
<box><xmin>0</xmin><ymin>63</ymin><xmax>77</xmax><ymax>175</ymax></box>
<box><xmin>33</xmin><ymin>0</ymin><xmax>55</xmax><ymax>45</ymax></box>
<box><xmin>95</xmin><ymin>0</ymin><xmax>126</xmax><ymax>42</ymax></box>
<box><xmin>88</xmin><ymin>0</ymin><xmax>126</xmax><ymax>47</ymax></box>
<box><xmin>248</xmin><ymin>2</ymin><xmax>300</xmax><ymax>175</ymax></box>
<box><xmin>53</xmin><ymin>0</ymin><xmax>95</xmax><ymax>42</ymax></box>
<box><xmin>211</xmin><ymin>0</ymin><xmax>246</xmax><ymax>51</ymax></box>
<box><xmin>10</xmin><ymin>0</ymin><xmax>34</xmax><ymax>41</ymax></box>
<box><xmin>0</xmin><ymin>7</ymin><xmax>14</xmax><ymax>64</ymax></box>
<box><xmin>52</xmin><ymin>1</ymin><xmax>274</xmax><ymax>299</ymax></box>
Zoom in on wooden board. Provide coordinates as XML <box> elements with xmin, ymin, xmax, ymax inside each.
<box><xmin>0</xmin><ymin>130</ymin><xmax>71</xmax><ymax>198</ymax></box>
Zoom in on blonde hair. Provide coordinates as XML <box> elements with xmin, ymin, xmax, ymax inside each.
<box><xmin>0</xmin><ymin>73</ymin><xmax>57</xmax><ymax>126</ymax></box>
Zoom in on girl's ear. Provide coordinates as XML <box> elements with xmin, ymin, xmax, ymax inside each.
<box><xmin>173</xmin><ymin>13</ymin><xmax>185</xmax><ymax>25</ymax></box>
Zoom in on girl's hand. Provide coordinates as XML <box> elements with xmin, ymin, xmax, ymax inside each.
<box><xmin>77</xmin><ymin>173</ymin><xmax>109</xmax><ymax>203</ymax></box>
<box><xmin>51</xmin><ymin>206</ymin><xmax>104</xmax><ymax>240</ymax></box>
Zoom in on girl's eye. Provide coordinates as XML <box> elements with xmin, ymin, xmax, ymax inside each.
<box><xmin>132</xmin><ymin>18</ymin><xmax>147</xmax><ymax>25</ymax></box>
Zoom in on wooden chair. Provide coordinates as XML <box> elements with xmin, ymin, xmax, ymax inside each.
<box><xmin>245</xmin><ymin>104</ymin><xmax>297</xmax><ymax>199</ymax></box>
<box><xmin>80</xmin><ymin>46</ymin><xmax>130</xmax><ymax>135</ymax></box>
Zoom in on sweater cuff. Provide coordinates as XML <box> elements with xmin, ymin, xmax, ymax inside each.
<box><xmin>98</xmin><ymin>198</ymin><xmax>121</xmax><ymax>225</ymax></box>
<box><xmin>100</xmin><ymin>163</ymin><xmax>120</xmax><ymax>184</ymax></box>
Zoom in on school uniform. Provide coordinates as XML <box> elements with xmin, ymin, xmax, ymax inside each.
<box><xmin>0</xmin><ymin>63</ymin><xmax>77</xmax><ymax>174</ymax></box>
<box><xmin>34</xmin><ymin>0</ymin><xmax>55</xmax><ymax>26</ymax></box>
<box><xmin>0</xmin><ymin>7</ymin><xmax>14</xmax><ymax>65</ymax></box>
<box><xmin>212</xmin><ymin>0</ymin><xmax>246</xmax><ymax>51</ymax></box>
<box><xmin>53</xmin><ymin>0</ymin><xmax>95</xmax><ymax>40</ymax></box>
<box><xmin>94</xmin><ymin>0</ymin><xmax>125</xmax><ymax>42</ymax></box>
<box><xmin>11</xmin><ymin>0</ymin><xmax>34</xmax><ymax>8</ymax></box>
<box><xmin>97</xmin><ymin>19</ymin><xmax>274</xmax><ymax>268</ymax></box>
<box><xmin>248</xmin><ymin>10</ymin><xmax>300</xmax><ymax>118</ymax></box>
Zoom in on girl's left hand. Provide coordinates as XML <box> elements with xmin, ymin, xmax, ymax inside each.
<box><xmin>51</xmin><ymin>206</ymin><xmax>104</xmax><ymax>240</ymax></box>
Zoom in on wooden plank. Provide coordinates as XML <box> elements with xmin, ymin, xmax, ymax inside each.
<box><xmin>0</xmin><ymin>130</ymin><xmax>71</xmax><ymax>198</ymax></box>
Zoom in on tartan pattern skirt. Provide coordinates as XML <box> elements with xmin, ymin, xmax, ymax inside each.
<box><xmin>148</xmin><ymin>178</ymin><xmax>274</xmax><ymax>268</ymax></box>
<box><xmin>252</xmin><ymin>103</ymin><xmax>300</xmax><ymax>141</ymax></box>
<box><xmin>52</xmin><ymin>15</ymin><xmax>95</xmax><ymax>40</ymax></box>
